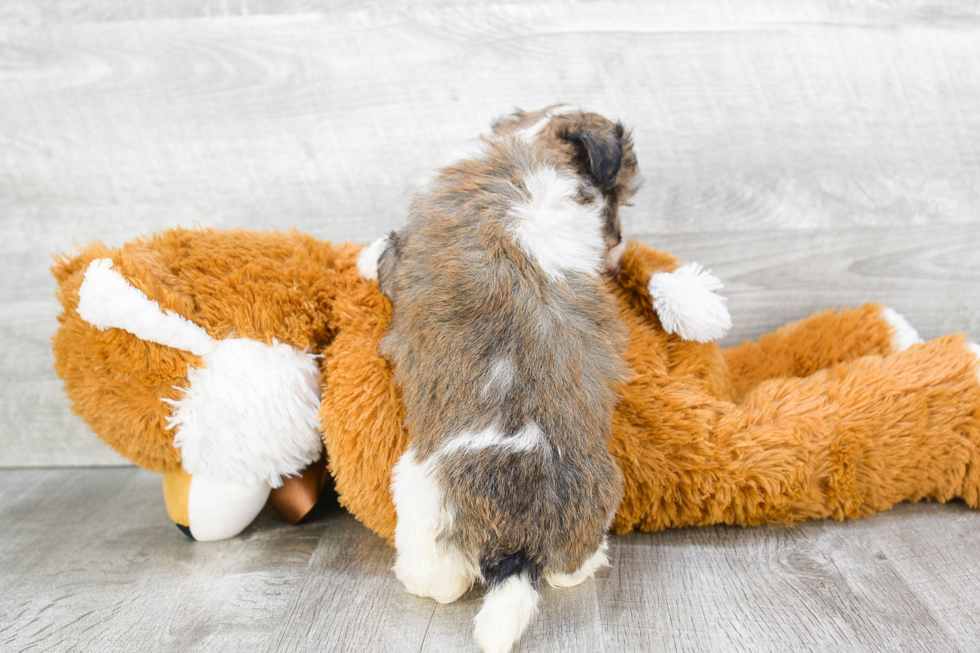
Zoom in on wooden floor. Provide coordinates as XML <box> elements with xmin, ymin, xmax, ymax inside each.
<box><xmin>2</xmin><ymin>467</ymin><xmax>979</xmax><ymax>652</ymax></box>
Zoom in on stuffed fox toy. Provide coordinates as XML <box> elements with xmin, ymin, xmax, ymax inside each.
<box><xmin>51</xmin><ymin>226</ymin><xmax>980</xmax><ymax>541</ymax></box>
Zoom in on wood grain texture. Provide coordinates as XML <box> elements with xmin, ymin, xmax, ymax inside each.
<box><xmin>3</xmin><ymin>0</ymin><xmax>980</xmax><ymax>25</ymax></box>
<box><xmin>597</xmin><ymin>516</ymin><xmax>969</xmax><ymax>652</ymax></box>
<box><xmin>3</xmin><ymin>468</ymin><xmax>980</xmax><ymax>652</ymax></box>
<box><xmin>3</xmin><ymin>1</ymin><xmax>980</xmax><ymax>243</ymax></box>
<box><xmin>2</xmin><ymin>0</ymin><xmax>979</xmax><ymax>466</ymax></box>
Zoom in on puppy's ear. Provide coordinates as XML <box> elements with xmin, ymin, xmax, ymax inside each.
<box><xmin>565</xmin><ymin>123</ymin><xmax>624</xmax><ymax>188</ymax></box>
<box><xmin>376</xmin><ymin>230</ymin><xmax>401</xmax><ymax>299</ymax></box>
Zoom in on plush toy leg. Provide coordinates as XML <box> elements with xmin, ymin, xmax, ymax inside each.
<box><xmin>612</xmin><ymin>335</ymin><xmax>980</xmax><ymax>534</ymax></box>
<box><xmin>163</xmin><ymin>466</ymin><xmax>270</xmax><ymax>541</ymax></box>
<box><xmin>723</xmin><ymin>304</ymin><xmax>911</xmax><ymax>398</ymax></box>
<box><xmin>268</xmin><ymin>455</ymin><xmax>330</xmax><ymax>524</ymax></box>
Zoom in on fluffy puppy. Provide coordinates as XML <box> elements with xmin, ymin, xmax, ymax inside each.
<box><xmin>374</xmin><ymin>106</ymin><xmax>637</xmax><ymax>653</ymax></box>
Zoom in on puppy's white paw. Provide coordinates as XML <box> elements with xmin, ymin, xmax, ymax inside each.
<box><xmin>394</xmin><ymin>557</ymin><xmax>472</xmax><ymax>604</ymax></box>
<box><xmin>648</xmin><ymin>262</ymin><xmax>731</xmax><ymax>343</ymax></box>
<box><xmin>391</xmin><ymin>448</ymin><xmax>476</xmax><ymax>604</ymax></box>
<box><xmin>881</xmin><ymin>307</ymin><xmax>924</xmax><ymax>352</ymax></box>
<box><xmin>546</xmin><ymin>540</ymin><xmax>609</xmax><ymax>588</ymax></box>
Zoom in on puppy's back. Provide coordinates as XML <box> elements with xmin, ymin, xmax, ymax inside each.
<box><xmin>383</xmin><ymin>136</ymin><xmax>625</xmax><ymax>567</ymax></box>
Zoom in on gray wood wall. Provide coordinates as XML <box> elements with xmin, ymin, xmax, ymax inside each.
<box><xmin>3</xmin><ymin>0</ymin><xmax>979</xmax><ymax>467</ymax></box>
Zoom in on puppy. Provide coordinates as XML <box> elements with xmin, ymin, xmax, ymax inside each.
<box><xmin>372</xmin><ymin>106</ymin><xmax>638</xmax><ymax>653</ymax></box>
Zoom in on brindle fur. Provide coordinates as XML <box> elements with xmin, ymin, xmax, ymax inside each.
<box><xmin>379</xmin><ymin>108</ymin><xmax>638</xmax><ymax>578</ymax></box>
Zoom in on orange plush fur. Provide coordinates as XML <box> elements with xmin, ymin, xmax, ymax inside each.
<box><xmin>52</xmin><ymin>229</ymin><xmax>980</xmax><ymax>540</ymax></box>
<box><xmin>52</xmin><ymin>229</ymin><xmax>357</xmax><ymax>472</ymax></box>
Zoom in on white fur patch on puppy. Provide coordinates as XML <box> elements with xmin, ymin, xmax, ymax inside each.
<box><xmin>648</xmin><ymin>263</ymin><xmax>731</xmax><ymax>343</ymax></box>
<box><xmin>165</xmin><ymin>338</ymin><xmax>323</xmax><ymax>488</ymax></box>
<box><xmin>392</xmin><ymin>448</ymin><xmax>477</xmax><ymax>604</ymax></box>
<box><xmin>881</xmin><ymin>307</ymin><xmax>924</xmax><ymax>352</ymax></box>
<box><xmin>508</xmin><ymin>166</ymin><xmax>605</xmax><ymax>281</ymax></box>
<box><xmin>439</xmin><ymin>422</ymin><xmax>546</xmax><ymax>457</ymax></box>
<box><xmin>357</xmin><ymin>235</ymin><xmax>391</xmax><ymax>281</ymax></box>
<box><xmin>78</xmin><ymin>259</ymin><xmax>216</xmax><ymax>357</ymax></box>
<box><xmin>473</xmin><ymin>574</ymin><xmax>540</xmax><ymax>653</ymax></box>
<box><xmin>482</xmin><ymin>357</ymin><xmax>516</xmax><ymax>399</ymax></box>
<box><xmin>516</xmin><ymin>105</ymin><xmax>579</xmax><ymax>142</ymax></box>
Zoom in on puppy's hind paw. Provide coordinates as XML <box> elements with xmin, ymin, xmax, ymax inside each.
<box><xmin>546</xmin><ymin>541</ymin><xmax>610</xmax><ymax>589</ymax></box>
<box><xmin>394</xmin><ymin>560</ymin><xmax>472</xmax><ymax>604</ymax></box>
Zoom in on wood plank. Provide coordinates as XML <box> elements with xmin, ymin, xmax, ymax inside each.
<box><xmin>3</xmin><ymin>0</ymin><xmax>980</xmax><ymax>26</ymax></box>
<box><xmin>596</xmin><ymin>509</ymin><xmax>968</xmax><ymax>652</ymax></box>
<box><xmin>865</xmin><ymin>502</ymin><xmax>980</xmax><ymax>645</ymax></box>
<box><xmin>0</xmin><ymin>0</ymin><xmax>604</xmax><ymax>26</ymax></box>
<box><xmin>263</xmin><ymin>508</ymin><xmax>470</xmax><ymax>653</ymax></box>
<box><xmin>0</xmin><ymin>467</ymin><xmax>323</xmax><ymax>653</ymax></box>
<box><xmin>1</xmin><ymin>4</ymin><xmax>979</xmax><ymax>245</ymax></box>
<box><xmin>5</xmin><ymin>469</ymin><xmax>980</xmax><ymax>652</ymax></box>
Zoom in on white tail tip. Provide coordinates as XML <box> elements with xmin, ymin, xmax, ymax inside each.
<box><xmin>473</xmin><ymin>575</ymin><xmax>539</xmax><ymax>653</ymax></box>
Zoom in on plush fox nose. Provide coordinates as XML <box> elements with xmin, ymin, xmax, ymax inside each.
<box><xmin>162</xmin><ymin>466</ymin><xmax>270</xmax><ymax>542</ymax></box>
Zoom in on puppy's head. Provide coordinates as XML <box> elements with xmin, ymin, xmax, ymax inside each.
<box><xmin>491</xmin><ymin>105</ymin><xmax>639</xmax><ymax>265</ymax></box>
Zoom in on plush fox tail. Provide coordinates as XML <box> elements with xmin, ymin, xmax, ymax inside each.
<box><xmin>76</xmin><ymin>258</ymin><xmax>216</xmax><ymax>356</ymax></box>
<box><xmin>473</xmin><ymin>551</ymin><xmax>542</xmax><ymax>653</ymax></box>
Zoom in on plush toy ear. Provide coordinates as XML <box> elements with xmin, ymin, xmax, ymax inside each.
<box><xmin>565</xmin><ymin>124</ymin><xmax>624</xmax><ymax>188</ymax></box>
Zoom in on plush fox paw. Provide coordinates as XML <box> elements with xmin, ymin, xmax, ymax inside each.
<box><xmin>648</xmin><ymin>262</ymin><xmax>731</xmax><ymax>343</ymax></box>
<box><xmin>163</xmin><ymin>467</ymin><xmax>270</xmax><ymax>541</ymax></box>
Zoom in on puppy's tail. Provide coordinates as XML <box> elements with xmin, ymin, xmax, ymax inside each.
<box><xmin>473</xmin><ymin>550</ymin><xmax>542</xmax><ymax>653</ymax></box>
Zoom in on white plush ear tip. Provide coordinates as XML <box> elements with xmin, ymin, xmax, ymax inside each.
<box><xmin>186</xmin><ymin>475</ymin><xmax>271</xmax><ymax>542</ymax></box>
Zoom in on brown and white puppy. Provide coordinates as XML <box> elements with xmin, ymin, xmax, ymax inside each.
<box><xmin>368</xmin><ymin>106</ymin><xmax>637</xmax><ymax>653</ymax></box>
